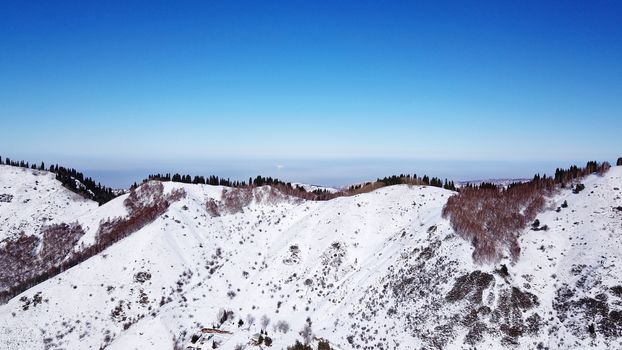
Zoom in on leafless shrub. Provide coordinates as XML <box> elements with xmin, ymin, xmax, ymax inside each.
<box><xmin>173</xmin><ymin>334</ymin><xmax>185</xmax><ymax>350</ymax></box>
<box><xmin>205</xmin><ymin>188</ymin><xmax>254</xmax><ymax>216</ymax></box>
<box><xmin>0</xmin><ymin>234</ymin><xmax>39</xmax><ymax>292</ymax></box>
<box><xmin>222</xmin><ymin>188</ymin><xmax>253</xmax><ymax>214</ymax></box>
<box><xmin>216</xmin><ymin>309</ymin><xmax>234</xmax><ymax>325</ymax></box>
<box><xmin>0</xmin><ymin>194</ymin><xmax>13</xmax><ymax>203</ymax></box>
<box><xmin>260</xmin><ymin>314</ymin><xmax>271</xmax><ymax>330</ymax></box>
<box><xmin>246</xmin><ymin>314</ymin><xmax>256</xmax><ymax>329</ymax></box>
<box><xmin>134</xmin><ymin>271</ymin><xmax>151</xmax><ymax>283</ymax></box>
<box><xmin>275</xmin><ymin>320</ymin><xmax>290</xmax><ymax>333</ymax></box>
<box><xmin>39</xmin><ymin>223</ymin><xmax>85</xmax><ymax>267</ymax></box>
<box><xmin>300</xmin><ymin>322</ymin><xmax>313</xmax><ymax>345</ymax></box>
<box><xmin>124</xmin><ymin>181</ymin><xmax>164</xmax><ymax>214</ymax></box>
<box><xmin>205</xmin><ymin>198</ymin><xmax>220</xmax><ymax>217</ymax></box>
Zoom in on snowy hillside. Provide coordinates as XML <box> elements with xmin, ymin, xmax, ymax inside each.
<box><xmin>0</xmin><ymin>165</ymin><xmax>97</xmax><ymax>242</ymax></box>
<box><xmin>0</xmin><ymin>165</ymin><xmax>621</xmax><ymax>349</ymax></box>
<box><xmin>290</xmin><ymin>183</ymin><xmax>340</xmax><ymax>193</ymax></box>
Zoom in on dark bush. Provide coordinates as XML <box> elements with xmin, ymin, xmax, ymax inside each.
<box><xmin>573</xmin><ymin>183</ymin><xmax>585</xmax><ymax>194</ymax></box>
<box><xmin>287</xmin><ymin>341</ymin><xmax>312</xmax><ymax>350</ymax></box>
<box><xmin>318</xmin><ymin>340</ymin><xmax>331</xmax><ymax>350</ymax></box>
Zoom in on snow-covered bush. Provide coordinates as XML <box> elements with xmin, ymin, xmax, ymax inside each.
<box><xmin>274</xmin><ymin>320</ymin><xmax>290</xmax><ymax>333</ymax></box>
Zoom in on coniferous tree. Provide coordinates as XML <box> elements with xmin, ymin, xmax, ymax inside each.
<box><xmin>422</xmin><ymin>175</ymin><xmax>430</xmax><ymax>185</ymax></box>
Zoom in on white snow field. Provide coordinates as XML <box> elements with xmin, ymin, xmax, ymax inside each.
<box><xmin>0</xmin><ymin>165</ymin><xmax>621</xmax><ymax>349</ymax></box>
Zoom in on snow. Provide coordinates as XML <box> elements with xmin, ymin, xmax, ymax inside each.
<box><xmin>290</xmin><ymin>183</ymin><xmax>340</xmax><ymax>193</ymax></box>
<box><xmin>0</xmin><ymin>165</ymin><xmax>621</xmax><ymax>349</ymax></box>
<box><xmin>0</xmin><ymin>165</ymin><xmax>97</xmax><ymax>242</ymax></box>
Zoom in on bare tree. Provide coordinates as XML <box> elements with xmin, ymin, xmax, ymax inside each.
<box><xmin>274</xmin><ymin>320</ymin><xmax>290</xmax><ymax>333</ymax></box>
<box><xmin>173</xmin><ymin>334</ymin><xmax>185</xmax><ymax>350</ymax></box>
<box><xmin>260</xmin><ymin>314</ymin><xmax>271</xmax><ymax>330</ymax></box>
<box><xmin>216</xmin><ymin>309</ymin><xmax>233</xmax><ymax>325</ymax></box>
<box><xmin>246</xmin><ymin>314</ymin><xmax>255</xmax><ymax>330</ymax></box>
<box><xmin>301</xmin><ymin>322</ymin><xmax>313</xmax><ymax>345</ymax></box>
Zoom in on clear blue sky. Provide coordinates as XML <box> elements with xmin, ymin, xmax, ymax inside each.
<box><xmin>1</xmin><ymin>1</ymin><xmax>621</xmax><ymax>186</ymax></box>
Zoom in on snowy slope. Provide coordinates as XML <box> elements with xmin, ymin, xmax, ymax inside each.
<box><xmin>290</xmin><ymin>183</ymin><xmax>340</xmax><ymax>193</ymax></box>
<box><xmin>0</xmin><ymin>165</ymin><xmax>97</xmax><ymax>242</ymax></box>
<box><xmin>0</xmin><ymin>166</ymin><xmax>621</xmax><ymax>349</ymax></box>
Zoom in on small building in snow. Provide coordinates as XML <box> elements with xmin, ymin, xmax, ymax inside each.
<box><xmin>185</xmin><ymin>328</ymin><xmax>232</xmax><ymax>349</ymax></box>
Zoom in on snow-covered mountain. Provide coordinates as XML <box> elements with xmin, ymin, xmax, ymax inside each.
<box><xmin>1</xmin><ymin>165</ymin><xmax>621</xmax><ymax>349</ymax></box>
<box><xmin>0</xmin><ymin>165</ymin><xmax>97</xmax><ymax>242</ymax></box>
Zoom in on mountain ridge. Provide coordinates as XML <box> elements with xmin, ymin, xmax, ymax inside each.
<box><xmin>0</xmin><ymin>163</ymin><xmax>621</xmax><ymax>349</ymax></box>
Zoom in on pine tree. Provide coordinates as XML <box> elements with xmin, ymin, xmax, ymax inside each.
<box><xmin>422</xmin><ymin>175</ymin><xmax>429</xmax><ymax>185</ymax></box>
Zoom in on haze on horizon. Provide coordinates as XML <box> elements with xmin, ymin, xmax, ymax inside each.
<box><xmin>1</xmin><ymin>1</ymin><xmax>621</xmax><ymax>187</ymax></box>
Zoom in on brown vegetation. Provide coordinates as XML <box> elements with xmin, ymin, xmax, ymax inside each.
<box><xmin>96</xmin><ymin>181</ymin><xmax>185</xmax><ymax>247</ymax></box>
<box><xmin>0</xmin><ymin>182</ymin><xmax>185</xmax><ymax>303</ymax></box>
<box><xmin>206</xmin><ymin>174</ymin><xmax>459</xmax><ymax>215</ymax></box>
<box><xmin>442</xmin><ymin>161</ymin><xmax>610</xmax><ymax>264</ymax></box>
<box><xmin>0</xmin><ymin>223</ymin><xmax>85</xmax><ymax>303</ymax></box>
<box><xmin>443</xmin><ymin>180</ymin><xmax>555</xmax><ymax>263</ymax></box>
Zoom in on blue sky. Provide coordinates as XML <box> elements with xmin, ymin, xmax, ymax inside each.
<box><xmin>1</xmin><ymin>1</ymin><xmax>621</xmax><ymax>186</ymax></box>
